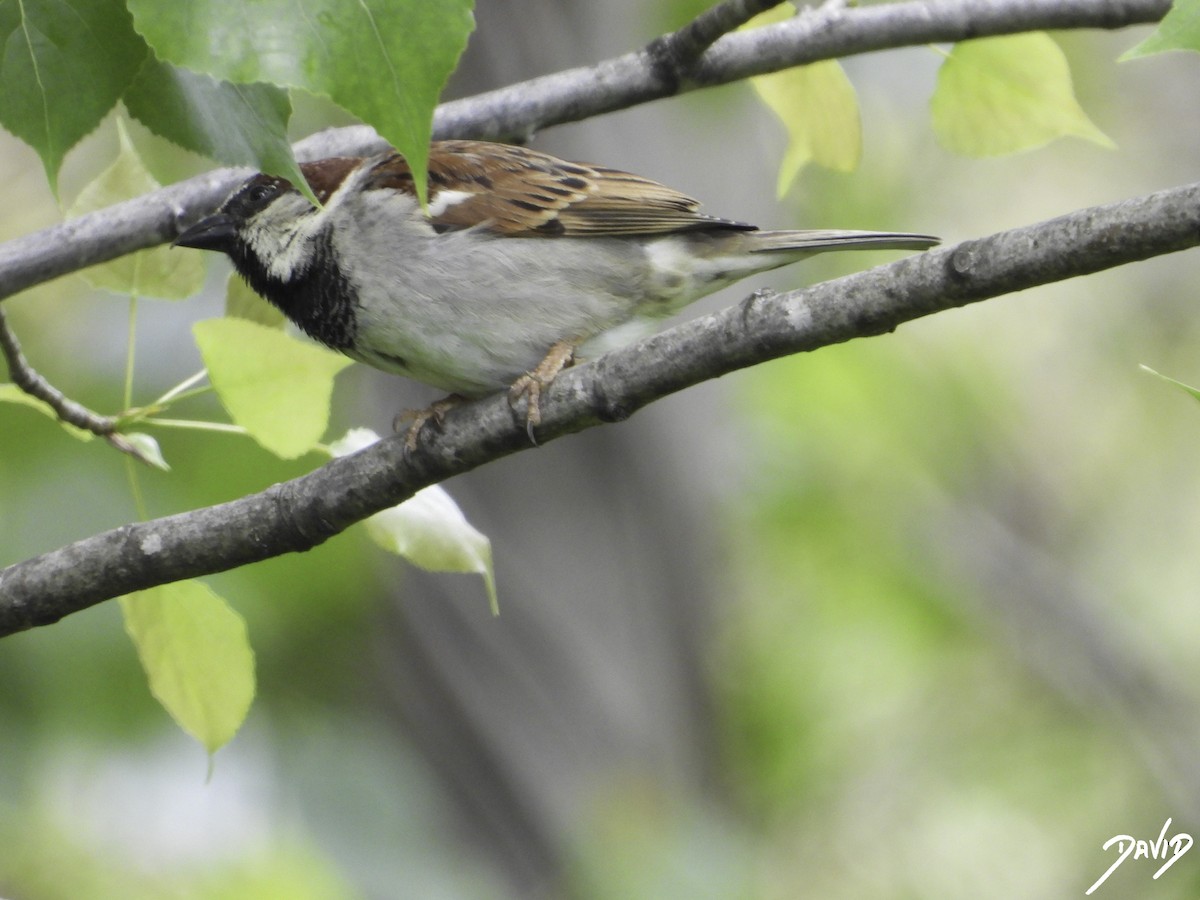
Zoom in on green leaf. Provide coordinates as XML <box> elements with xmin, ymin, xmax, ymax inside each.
<box><xmin>224</xmin><ymin>273</ymin><xmax>286</xmax><ymax>329</ymax></box>
<box><xmin>193</xmin><ymin>317</ymin><xmax>352</xmax><ymax>459</ymax></box>
<box><xmin>66</xmin><ymin>119</ymin><xmax>206</xmax><ymax>298</ymax></box>
<box><xmin>0</xmin><ymin>384</ymin><xmax>94</xmax><ymax>440</ymax></box>
<box><xmin>751</xmin><ymin>60</ymin><xmax>861</xmax><ymax>196</ymax></box>
<box><xmin>330</xmin><ymin>428</ymin><xmax>500</xmax><ymax>614</ymax></box>
<box><xmin>0</xmin><ymin>0</ymin><xmax>147</xmax><ymax>191</ymax></box>
<box><xmin>742</xmin><ymin>3</ymin><xmax>858</xmax><ymax>195</ymax></box>
<box><xmin>121</xmin><ymin>431</ymin><xmax>170</xmax><ymax>470</ymax></box>
<box><xmin>124</xmin><ymin>57</ymin><xmax>313</xmax><ymax>204</ymax></box>
<box><xmin>931</xmin><ymin>33</ymin><xmax>1115</xmax><ymax>157</ymax></box>
<box><xmin>1123</xmin><ymin>0</ymin><xmax>1200</xmax><ymax>58</ymax></box>
<box><xmin>127</xmin><ymin>0</ymin><xmax>476</xmax><ymax>204</ymax></box>
<box><xmin>121</xmin><ymin>581</ymin><xmax>256</xmax><ymax>755</ymax></box>
<box><xmin>1140</xmin><ymin>364</ymin><xmax>1200</xmax><ymax>402</ymax></box>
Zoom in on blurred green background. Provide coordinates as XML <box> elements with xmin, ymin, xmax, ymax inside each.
<box><xmin>4</xmin><ymin>2</ymin><xmax>1200</xmax><ymax>898</ymax></box>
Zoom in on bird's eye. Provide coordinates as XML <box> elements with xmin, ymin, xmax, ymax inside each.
<box><xmin>246</xmin><ymin>182</ymin><xmax>277</xmax><ymax>205</ymax></box>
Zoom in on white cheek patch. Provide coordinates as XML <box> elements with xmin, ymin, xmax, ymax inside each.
<box><xmin>246</xmin><ymin>196</ymin><xmax>327</xmax><ymax>280</ymax></box>
<box><xmin>427</xmin><ymin>189</ymin><xmax>475</xmax><ymax>218</ymax></box>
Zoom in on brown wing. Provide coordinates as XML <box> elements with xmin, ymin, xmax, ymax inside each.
<box><xmin>362</xmin><ymin>140</ymin><xmax>754</xmax><ymax>237</ymax></box>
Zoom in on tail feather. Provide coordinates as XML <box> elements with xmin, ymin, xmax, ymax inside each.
<box><xmin>641</xmin><ymin>226</ymin><xmax>939</xmax><ymax>315</ymax></box>
<box><xmin>747</xmin><ymin>229</ymin><xmax>940</xmax><ymax>254</ymax></box>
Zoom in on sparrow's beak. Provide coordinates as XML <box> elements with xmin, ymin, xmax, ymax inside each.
<box><xmin>173</xmin><ymin>213</ymin><xmax>237</xmax><ymax>252</ymax></box>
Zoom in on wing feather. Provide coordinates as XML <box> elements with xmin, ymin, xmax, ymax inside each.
<box><xmin>361</xmin><ymin>140</ymin><xmax>754</xmax><ymax>237</ymax></box>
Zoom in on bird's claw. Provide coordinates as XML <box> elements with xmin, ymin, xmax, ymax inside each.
<box><xmin>507</xmin><ymin>340</ymin><xmax>577</xmax><ymax>445</ymax></box>
<box><xmin>394</xmin><ymin>395</ymin><xmax>465</xmax><ymax>451</ymax></box>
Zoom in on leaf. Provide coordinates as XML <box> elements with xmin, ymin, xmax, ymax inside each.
<box><xmin>121</xmin><ymin>581</ymin><xmax>256</xmax><ymax>755</ymax></box>
<box><xmin>1123</xmin><ymin>0</ymin><xmax>1200</xmax><ymax>59</ymax></box>
<box><xmin>224</xmin><ymin>273</ymin><xmax>286</xmax><ymax>330</ymax></box>
<box><xmin>1140</xmin><ymin>364</ymin><xmax>1200</xmax><ymax>402</ymax></box>
<box><xmin>127</xmin><ymin>0</ymin><xmax>476</xmax><ymax>204</ymax></box>
<box><xmin>0</xmin><ymin>384</ymin><xmax>94</xmax><ymax>441</ymax></box>
<box><xmin>739</xmin><ymin>2</ymin><xmax>864</xmax><ymax>193</ymax></box>
<box><xmin>931</xmin><ymin>33</ymin><xmax>1115</xmax><ymax>157</ymax></box>
<box><xmin>751</xmin><ymin>60</ymin><xmax>861</xmax><ymax>196</ymax></box>
<box><xmin>0</xmin><ymin>0</ymin><xmax>147</xmax><ymax>191</ymax></box>
<box><xmin>121</xmin><ymin>432</ymin><xmax>170</xmax><ymax>470</ymax></box>
<box><xmin>124</xmin><ymin>57</ymin><xmax>313</xmax><ymax>204</ymax></box>
<box><xmin>193</xmin><ymin>317</ymin><xmax>352</xmax><ymax>459</ymax></box>
<box><xmin>742</xmin><ymin>3</ymin><xmax>858</xmax><ymax>195</ymax></box>
<box><xmin>67</xmin><ymin>119</ymin><xmax>206</xmax><ymax>299</ymax></box>
<box><xmin>330</xmin><ymin>428</ymin><xmax>499</xmax><ymax>614</ymax></box>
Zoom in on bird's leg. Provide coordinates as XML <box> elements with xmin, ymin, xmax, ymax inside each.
<box><xmin>508</xmin><ymin>340</ymin><xmax>578</xmax><ymax>443</ymax></box>
<box><xmin>394</xmin><ymin>394</ymin><xmax>467</xmax><ymax>451</ymax></box>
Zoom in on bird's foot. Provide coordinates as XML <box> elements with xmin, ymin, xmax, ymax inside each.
<box><xmin>508</xmin><ymin>340</ymin><xmax>577</xmax><ymax>444</ymax></box>
<box><xmin>394</xmin><ymin>394</ymin><xmax>467</xmax><ymax>451</ymax></box>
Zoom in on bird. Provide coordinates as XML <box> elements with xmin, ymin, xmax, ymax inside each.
<box><xmin>174</xmin><ymin>139</ymin><xmax>938</xmax><ymax>443</ymax></box>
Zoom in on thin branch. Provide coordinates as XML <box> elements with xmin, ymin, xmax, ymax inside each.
<box><xmin>672</xmin><ymin>0</ymin><xmax>788</xmax><ymax>57</ymax></box>
<box><xmin>1</xmin><ymin>312</ymin><xmax>222</xmax><ymax>459</ymax></box>
<box><xmin>2</xmin><ymin>182</ymin><xmax>1198</xmax><ymax>636</ymax></box>
<box><xmin>0</xmin><ymin>306</ymin><xmax>115</xmax><ymax>434</ymax></box>
<box><xmin>645</xmin><ymin>0</ymin><xmax>789</xmax><ymax>89</ymax></box>
<box><xmin>0</xmin><ymin>306</ymin><xmax>161</xmax><ymax>464</ymax></box>
<box><xmin>430</xmin><ymin>0</ymin><xmax>1167</xmax><ymax>140</ymax></box>
<box><xmin>0</xmin><ymin>0</ymin><xmax>1169</xmax><ymax>305</ymax></box>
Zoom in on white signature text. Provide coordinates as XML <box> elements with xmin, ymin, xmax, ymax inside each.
<box><xmin>1086</xmin><ymin>818</ymin><xmax>1192</xmax><ymax>895</ymax></box>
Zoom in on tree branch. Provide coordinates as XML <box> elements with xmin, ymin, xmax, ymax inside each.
<box><xmin>0</xmin><ymin>0</ymin><xmax>1168</xmax><ymax>305</ymax></box>
<box><xmin>432</xmin><ymin>0</ymin><xmax>1167</xmax><ymax>139</ymax></box>
<box><xmin>0</xmin><ymin>306</ymin><xmax>162</xmax><ymax>464</ymax></box>
<box><xmin>3</xmin><ymin>182</ymin><xmax>1198</xmax><ymax>636</ymax></box>
<box><xmin>0</xmin><ymin>306</ymin><xmax>115</xmax><ymax>434</ymax></box>
<box><xmin>644</xmin><ymin>0</ymin><xmax>790</xmax><ymax>90</ymax></box>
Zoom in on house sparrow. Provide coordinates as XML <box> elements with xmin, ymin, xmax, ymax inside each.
<box><xmin>175</xmin><ymin>140</ymin><xmax>938</xmax><ymax>441</ymax></box>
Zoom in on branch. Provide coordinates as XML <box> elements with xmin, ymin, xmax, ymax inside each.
<box><xmin>2</xmin><ymin>182</ymin><xmax>1198</xmax><ymax>636</ymax></box>
<box><xmin>0</xmin><ymin>306</ymin><xmax>115</xmax><ymax>433</ymax></box>
<box><xmin>0</xmin><ymin>0</ymin><xmax>1168</xmax><ymax>304</ymax></box>
<box><xmin>434</xmin><ymin>0</ymin><xmax>1167</xmax><ymax>137</ymax></box>
<box><xmin>0</xmin><ymin>306</ymin><xmax>161</xmax><ymax>465</ymax></box>
<box><xmin>644</xmin><ymin>0</ymin><xmax>790</xmax><ymax>87</ymax></box>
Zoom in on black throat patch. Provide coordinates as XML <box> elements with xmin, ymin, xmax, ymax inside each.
<box><xmin>231</xmin><ymin>229</ymin><xmax>358</xmax><ymax>351</ymax></box>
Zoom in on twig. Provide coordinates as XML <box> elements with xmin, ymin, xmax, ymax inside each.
<box><xmin>0</xmin><ymin>306</ymin><xmax>158</xmax><ymax>465</ymax></box>
<box><xmin>0</xmin><ymin>305</ymin><xmax>115</xmax><ymax>433</ymax></box>
<box><xmin>430</xmin><ymin>0</ymin><xmax>1167</xmax><ymax>141</ymax></box>
<box><xmin>646</xmin><ymin>0</ymin><xmax>789</xmax><ymax>88</ymax></box>
<box><xmin>673</xmin><ymin>0</ymin><xmax>788</xmax><ymax>57</ymax></box>
<box><xmin>2</xmin><ymin>181</ymin><xmax>1198</xmax><ymax>634</ymax></box>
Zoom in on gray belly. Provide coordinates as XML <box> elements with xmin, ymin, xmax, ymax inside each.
<box><xmin>345</xmin><ymin>233</ymin><xmax>662</xmax><ymax>393</ymax></box>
